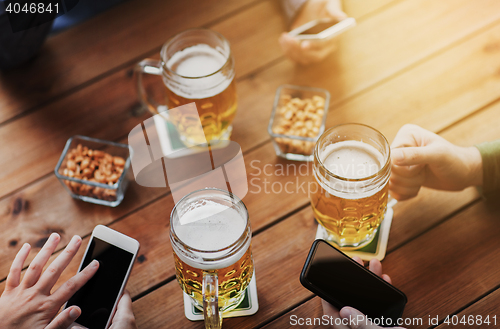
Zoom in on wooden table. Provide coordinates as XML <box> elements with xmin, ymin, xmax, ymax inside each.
<box><xmin>1</xmin><ymin>0</ymin><xmax>499</xmax><ymax>328</ymax></box>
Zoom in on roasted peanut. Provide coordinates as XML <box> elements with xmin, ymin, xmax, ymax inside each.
<box><xmin>61</xmin><ymin>144</ymin><xmax>127</xmax><ymax>201</ymax></box>
<box><xmin>272</xmin><ymin>94</ymin><xmax>326</xmax><ymax>156</ymax></box>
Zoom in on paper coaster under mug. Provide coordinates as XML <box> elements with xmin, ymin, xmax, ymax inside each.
<box><xmin>315</xmin><ymin>203</ymin><xmax>394</xmax><ymax>261</ymax></box>
<box><xmin>183</xmin><ymin>271</ymin><xmax>259</xmax><ymax>321</ymax></box>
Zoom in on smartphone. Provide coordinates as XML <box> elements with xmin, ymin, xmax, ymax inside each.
<box><xmin>65</xmin><ymin>225</ymin><xmax>140</xmax><ymax>329</ymax></box>
<box><xmin>289</xmin><ymin>17</ymin><xmax>356</xmax><ymax>40</ymax></box>
<box><xmin>300</xmin><ymin>240</ymin><xmax>407</xmax><ymax>323</ymax></box>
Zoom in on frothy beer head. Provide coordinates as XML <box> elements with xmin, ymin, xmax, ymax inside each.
<box><xmin>173</xmin><ymin>200</ymin><xmax>248</xmax><ymax>270</ymax></box>
<box><xmin>165</xmin><ymin>44</ymin><xmax>232</xmax><ymax>99</ymax></box>
<box><xmin>168</xmin><ymin>44</ymin><xmax>226</xmax><ymax>77</ymax></box>
<box><xmin>321</xmin><ymin>140</ymin><xmax>384</xmax><ymax>179</ymax></box>
<box><xmin>317</xmin><ymin>140</ymin><xmax>387</xmax><ymax>199</ymax></box>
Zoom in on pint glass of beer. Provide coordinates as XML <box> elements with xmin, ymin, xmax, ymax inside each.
<box><xmin>310</xmin><ymin>124</ymin><xmax>391</xmax><ymax>249</ymax></box>
<box><xmin>170</xmin><ymin>188</ymin><xmax>253</xmax><ymax>328</ymax></box>
<box><xmin>136</xmin><ymin>29</ymin><xmax>237</xmax><ymax>146</ymax></box>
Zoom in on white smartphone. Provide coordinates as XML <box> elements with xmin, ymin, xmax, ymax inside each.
<box><xmin>64</xmin><ymin>225</ymin><xmax>140</xmax><ymax>329</ymax></box>
<box><xmin>289</xmin><ymin>17</ymin><xmax>356</xmax><ymax>40</ymax></box>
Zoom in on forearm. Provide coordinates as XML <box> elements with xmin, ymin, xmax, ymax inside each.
<box><xmin>281</xmin><ymin>0</ymin><xmax>308</xmax><ymax>24</ymax></box>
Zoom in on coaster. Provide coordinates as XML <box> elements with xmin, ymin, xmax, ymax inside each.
<box><xmin>183</xmin><ymin>271</ymin><xmax>259</xmax><ymax>321</ymax></box>
<box><xmin>315</xmin><ymin>201</ymin><xmax>395</xmax><ymax>261</ymax></box>
<box><xmin>153</xmin><ymin>110</ymin><xmax>192</xmax><ymax>158</ymax></box>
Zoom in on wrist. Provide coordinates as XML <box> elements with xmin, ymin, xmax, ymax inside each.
<box><xmin>462</xmin><ymin>146</ymin><xmax>483</xmax><ymax>187</ymax></box>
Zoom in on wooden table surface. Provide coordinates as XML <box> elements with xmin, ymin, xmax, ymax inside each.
<box><xmin>1</xmin><ymin>0</ymin><xmax>500</xmax><ymax>328</ymax></box>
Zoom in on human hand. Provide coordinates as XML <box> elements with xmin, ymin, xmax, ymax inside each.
<box><xmin>0</xmin><ymin>233</ymin><xmax>99</xmax><ymax>329</ymax></box>
<box><xmin>279</xmin><ymin>0</ymin><xmax>347</xmax><ymax>65</ymax></box>
<box><xmin>109</xmin><ymin>290</ymin><xmax>138</xmax><ymax>329</ymax></box>
<box><xmin>389</xmin><ymin>124</ymin><xmax>483</xmax><ymax>201</ymax></box>
<box><xmin>322</xmin><ymin>257</ymin><xmax>404</xmax><ymax>329</ymax></box>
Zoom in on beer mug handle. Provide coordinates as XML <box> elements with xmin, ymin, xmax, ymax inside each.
<box><xmin>135</xmin><ymin>59</ymin><xmax>169</xmax><ymax>118</ymax></box>
<box><xmin>203</xmin><ymin>272</ymin><xmax>222</xmax><ymax>329</ymax></box>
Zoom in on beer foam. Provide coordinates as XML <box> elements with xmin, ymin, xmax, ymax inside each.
<box><xmin>166</xmin><ymin>44</ymin><xmax>233</xmax><ymax>99</ymax></box>
<box><xmin>174</xmin><ymin>200</ymin><xmax>249</xmax><ymax>270</ymax></box>
<box><xmin>316</xmin><ymin>140</ymin><xmax>387</xmax><ymax>199</ymax></box>
<box><xmin>321</xmin><ymin>140</ymin><xmax>384</xmax><ymax>179</ymax></box>
<box><xmin>168</xmin><ymin>44</ymin><xmax>226</xmax><ymax>77</ymax></box>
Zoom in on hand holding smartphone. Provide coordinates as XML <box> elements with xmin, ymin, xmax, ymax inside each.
<box><xmin>289</xmin><ymin>17</ymin><xmax>356</xmax><ymax>40</ymax></box>
<box><xmin>65</xmin><ymin>225</ymin><xmax>140</xmax><ymax>329</ymax></box>
<box><xmin>300</xmin><ymin>240</ymin><xmax>407</xmax><ymax>324</ymax></box>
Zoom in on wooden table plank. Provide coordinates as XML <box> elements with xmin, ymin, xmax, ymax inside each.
<box><xmin>435</xmin><ymin>288</ymin><xmax>500</xmax><ymax>329</ymax></box>
<box><xmin>0</xmin><ymin>0</ymin><xmax>260</xmax><ymax>124</ymax></box>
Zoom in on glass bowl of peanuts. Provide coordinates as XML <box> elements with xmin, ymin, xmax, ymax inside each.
<box><xmin>268</xmin><ymin>85</ymin><xmax>330</xmax><ymax>161</ymax></box>
<box><xmin>54</xmin><ymin>135</ymin><xmax>131</xmax><ymax>207</ymax></box>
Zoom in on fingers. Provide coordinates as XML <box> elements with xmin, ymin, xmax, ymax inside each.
<box><xmin>392</xmin><ymin>146</ymin><xmax>441</xmax><ymax>167</ymax></box>
<box><xmin>279</xmin><ymin>33</ymin><xmax>307</xmax><ymax>64</ymax></box>
<box><xmin>382</xmin><ymin>274</ymin><xmax>392</xmax><ymax>284</ymax></box>
<box><xmin>322</xmin><ymin>299</ymin><xmax>350</xmax><ymax>329</ymax></box>
<box><xmin>368</xmin><ymin>259</ymin><xmax>392</xmax><ymax>283</ymax></box>
<box><xmin>22</xmin><ymin>233</ymin><xmax>61</xmax><ymax>288</ymax></box>
<box><xmin>111</xmin><ymin>290</ymin><xmax>137</xmax><ymax>327</ymax></box>
<box><xmin>388</xmin><ymin>181</ymin><xmax>421</xmax><ymax>201</ymax></box>
<box><xmin>368</xmin><ymin>259</ymin><xmax>383</xmax><ymax>277</ymax></box>
<box><xmin>51</xmin><ymin>260</ymin><xmax>99</xmax><ymax>305</ymax></box>
<box><xmin>5</xmin><ymin>243</ymin><xmax>31</xmax><ymax>290</ymax></box>
<box><xmin>352</xmin><ymin>256</ymin><xmax>364</xmax><ymax>266</ymax></box>
<box><xmin>45</xmin><ymin>306</ymin><xmax>81</xmax><ymax>329</ymax></box>
<box><xmin>114</xmin><ymin>290</ymin><xmax>134</xmax><ymax>319</ymax></box>
<box><xmin>279</xmin><ymin>33</ymin><xmax>337</xmax><ymax>65</ymax></box>
<box><xmin>391</xmin><ymin>123</ymin><xmax>426</xmax><ymax>149</ymax></box>
<box><xmin>339</xmin><ymin>307</ymin><xmax>380</xmax><ymax>329</ymax></box>
<box><xmin>37</xmin><ymin>235</ymin><xmax>82</xmax><ymax>294</ymax></box>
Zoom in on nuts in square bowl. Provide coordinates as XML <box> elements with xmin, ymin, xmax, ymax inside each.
<box><xmin>55</xmin><ymin>136</ymin><xmax>131</xmax><ymax>207</ymax></box>
<box><xmin>268</xmin><ymin>85</ymin><xmax>330</xmax><ymax>161</ymax></box>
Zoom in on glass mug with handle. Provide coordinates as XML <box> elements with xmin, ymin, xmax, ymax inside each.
<box><xmin>136</xmin><ymin>28</ymin><xmax>237</xmax><ymax>146</ymax></box>
<box><xmin>310</xmin><ymin>123</ymin><xmax>391</xmax><ymax>249</ymax></box>
<box><xmin>170</xmin><ymin>188</ymin><xmax>253</xmax><ymax>329</ymax></box>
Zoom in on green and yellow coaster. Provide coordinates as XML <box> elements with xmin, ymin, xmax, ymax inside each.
<box><xmin>183</xmin><ymin>271</ymin><xmax>259</xmax><ymax>321</ymax></box>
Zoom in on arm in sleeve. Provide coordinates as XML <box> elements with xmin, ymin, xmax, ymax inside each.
<box><xmin>281</xmin><ymin>0</ymin><xmax>309</xmax><ymax>25</ymax></box>
<box><xmin>475</xmin><ymin>140</ymin><xmax>500</xmax><ymax>199</ymax></box>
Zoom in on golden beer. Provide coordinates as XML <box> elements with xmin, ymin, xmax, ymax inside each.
<box><xmin>311</xmin><ymin>124</ymin><xmax>391</xmax><ymax>249</ymax></box>
<box><xmin>165</xmin><ymin>79</ymin><xmax>237</xmax><ymax>146</ymax></box>
<box><xmin>162</xmin><ymin>29</ymin><xmax>237</xmax><ymax>146</ymax></box>
<box><xmin>173</xmin><ymin>246</ymin><xmax>253</xmax><ymax>311</ymax></box>
<box><xmin>170</xmin><ymin>188</ymin><xmax>253</xmax><ymax>328</ymax></box>
<box><xmin>136</xmin><ymin>29</ymin><xmax>237</xmax><ymax>146</ymax></box>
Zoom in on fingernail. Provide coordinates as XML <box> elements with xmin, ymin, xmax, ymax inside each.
<box><xmin>73</xmin><ymin>235</ymin><xmax>82</xmax><ymax>245</ymax></box>
<box><xmin>23</xmin><ymin>243</ymin><xmax>30</xmax><ymax>249</ymax></box>
<box><xmin>51</xmin><ymin>233</ymin><xmax>60</xmax><ymax>241</ymax></box>
<box><xmin>339</xmin><ymin>306</ymin><xmax>352</xmax><ymax>318</ymax></box>
<box><xmin>69</xmin><ymin>307</ymin><xmax>80</xmax><ymax>319</ymax></box>
<box><xmin>392</xmin><ymin>148</ymin><xmax>404</xmax><ymax>162</ymax></box>
<box><xmin>91</xmin><ymin>260</ymin><xmax>99</xmax><ymax>267</ymax></box>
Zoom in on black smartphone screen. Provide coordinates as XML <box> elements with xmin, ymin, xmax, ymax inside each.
<box><xmin>299</xmin><ymin>21</ymin><xmax>336</xmax><ymax>35</ymax></box>
<box><xmin>301</xmin><ymin>240</ymin><xmax>406</xmax><ymax>323</ymax></box>
<box><xmin>65</xmin><ymin>237</ymin><xmax>134</xmax><ymax>329</ymax></box>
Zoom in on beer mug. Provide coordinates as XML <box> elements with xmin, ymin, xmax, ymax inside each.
<box><xmin>170</xmin><ymin>188</ymin><xmax>253</xmax><ymax>329</ymax></box>
<box><xmin>311</xmin><ymin>123</ymin><xmax>391</xmax><ymax>249</ymax></box>
<box><xmin>136</xmin><ymin>28</ymin><xmax>237</xmax><ymax>146</ymax></box>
